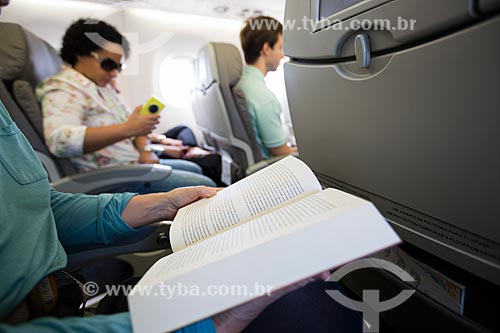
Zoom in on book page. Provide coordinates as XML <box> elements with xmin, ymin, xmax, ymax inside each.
<box><xmin>170</xmin><ymin>156</ymin><xmax>321</xmax><ymax>251</ymax></box>
<box><xmin>141</xmin><ymin>190</ymin><xmax>341</xmax><ymax>285</ymax></box>
<box><xmin>136</xmin><ymin>188</ymin><xmax>392</xmax><ymax>286</ymax></box>
<box><xmin>129</xmin><ymin>188</ymin><xmax>401</xmax><ymax>333</ymax></box>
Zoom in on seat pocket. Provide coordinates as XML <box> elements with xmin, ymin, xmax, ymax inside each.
<box><xmin>0</xmin><ymin>122</ymin><xmax>48</xmax><ymax>185</ymax></box>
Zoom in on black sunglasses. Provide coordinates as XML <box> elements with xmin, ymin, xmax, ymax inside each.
<box><xmin>90</xmin><ymin>52</ymin><xmax>126</xmax><ymax>72</ymax></box>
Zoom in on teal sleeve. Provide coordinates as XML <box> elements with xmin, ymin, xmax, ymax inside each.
<box><xmin>0</xmin><ymin>314</ymin><xmax>215</xmax><ymax>333</ymax></box>
<box><xmin>50</xmin><ymin>188</ymin><xmax>140</xmax><ymax>246</ymax></box>
<box><xmin>0</xmin><ymin>312</ymin><xmax>131</xmax><ymax>333</ymax></box>
<box><xmin>255</xmin><ymin>100</ymin><xmax>287</xmax><ymax>148</ymax></box>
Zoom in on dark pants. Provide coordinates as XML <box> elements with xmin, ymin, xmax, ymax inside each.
<box><xmin>96</xmin><ymin>278</ymin><xmax>362</xmax><ymax>333</ymax></box>
<box><xmin>163</xmin><ymin>126</ymin><xmax>224</xmax><ymax>186</ymax></box>
<box><xmin>243</xmin><ymin>280</ymin><xmax>362</xmax><ymax>333</ymax></box>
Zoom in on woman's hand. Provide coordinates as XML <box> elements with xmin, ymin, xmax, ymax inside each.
<box><xmin>150</xmin><ymin>133</ymin><xmax>184</xmax><ymax>146</ymax></box>
<box><xmin>125</xmin><ymin>105</ymin><xmax>160</xmax><ymax>137</ymax></box>
<box><xmin>121</xmin><ymin>186</ymin><xmax>219</xmax><ymax>228</ymax></box>
<box><xmin>161</xmin><ymin>137</ymin><xmax>184</xmax><ymax>146</ymax></box>
<box><xmin>162</xmin><ymin>145</ymin><xmax>189</xmax><ymax>159</ymax></box>
<box><xmin>183</xmin><ymin>146</ymin><xmax>211</xmax><ymax>158</ymax></box>
<box><xmin>158</xmin><ymin>186</ymin><xmax>221</xmax><ymax>220</ymax></box>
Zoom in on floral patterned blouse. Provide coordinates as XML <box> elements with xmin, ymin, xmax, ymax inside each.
<box><xmin>36</xmin><ymin>66</ymin><xmax>139</xmax><ymax>172</ymax></box>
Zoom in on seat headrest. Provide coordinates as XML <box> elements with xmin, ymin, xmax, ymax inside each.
<box><xmin>195</xmin><ymin>42</ymin><xmax>243</xmax><ymax>90</ymax></box>
<box><xmin>0</xmin><ymin>22</ymin><xmax>62</xmax><ymax>89</ymax></box>
<box><xmin>212</xmin><ymin>43</ymin><xmax>243</xmax><ymax>88</ymax></box>
<box><xmin>0</xmin><ymin>23</ymin><xmax>28</xmax><ymax>81</ymax></box>
<box><xmin>193</xmin><ymin>42</ymin><xmax>264</xmax><ymax>165</ymax></box>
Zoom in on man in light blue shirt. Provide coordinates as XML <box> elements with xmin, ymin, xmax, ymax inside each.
<box><xmin>236</xmin><ymin>16</ymin><xmax>297</xmax><ymax>159</ymax></box>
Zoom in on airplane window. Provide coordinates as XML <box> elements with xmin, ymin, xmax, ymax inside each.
<box><xmin>264</xmin><ymin>57</ymin><xmax>295</xmax><ymax>144</ymax></box>
<box><xmin>264</xmin><ymin>57</ymin><xmax>289</xmax><ymax>104</ymax></box>
<box><xmin>159</xmin><ymin>57</ymin><xmax>194</xmax><ymax>109</ymax></box>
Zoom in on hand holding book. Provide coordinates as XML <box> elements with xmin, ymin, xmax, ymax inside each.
<box><xmin>129</xmin><ymin>156</ymin><xmax>401</xmax><ymax>333</ymax></box>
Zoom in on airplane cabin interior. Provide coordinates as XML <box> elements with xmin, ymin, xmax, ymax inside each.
<box><xmin>0</xmin><ymin>0</ymin><xmax>499</xmax><ymax>332</ymax></box>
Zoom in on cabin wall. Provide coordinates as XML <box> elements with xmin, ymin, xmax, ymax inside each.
<box><xmin>0</xmin><ymin>0</ymin><xmax>121</xmax><ymax>49</ymax></box>
<box><xmin>120</xmin><ymin>8</ymin><xmax>242</xmax><ymax>135</ymax></box>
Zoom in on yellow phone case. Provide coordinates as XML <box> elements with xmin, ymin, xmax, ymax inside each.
<box><xmin>140</xmin><ymin>96</ymin><xmax>165</xmax><ymax>115</ymax></box>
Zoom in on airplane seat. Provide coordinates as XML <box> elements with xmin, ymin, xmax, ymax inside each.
<box><xmin>0</xmin><ymin>21</ymin><xmax>173</xmax><ymax>269</ymax></box>
<box><xmin>192</xmin><ymin>42</ymin><xmax>285</xmax><ymax>184</ymax></box>
<box><xmin>0</xmin><ymin>22</ymin><xmax>74</xmax><ymax>177</ymax></box>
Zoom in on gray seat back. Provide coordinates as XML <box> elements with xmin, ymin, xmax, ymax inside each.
<box><xmin>192</xmin><ymin>42</ymin><xmax>263</xmax><ymax>182</ymax></box>
<box><xmin>0</xmin><ymin>22</ymin><xmax>76</xmax><ymax>180</ymax></box>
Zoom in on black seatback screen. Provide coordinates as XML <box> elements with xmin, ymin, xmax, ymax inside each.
<box><xmin>318</xmin><ymin>0</ymin><xmax>367</xmax><ymax>19</ymax></box>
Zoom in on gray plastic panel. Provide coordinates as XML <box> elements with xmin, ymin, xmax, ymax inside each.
<box><xmin>52</xmin><ymin>164</ymin><xmax>172</xmax><ymax>194</ymax></box>
<box><xmin>285</xmin><ymin>16</ymin><xmax>500</xmax><ymax>284</ymax></box>
<box><xmin>66</xmin><ymin>222</ymin><xmax>172</xmax><ymax>270</ymax></box>
<box><xmin>191</xmin><ymin>89</ymin><xmax>210</xmax><ymax>132</ymax></box>
<box><xmin>203</xmin><ymin>82</ymin><xmax>232</xmax><ymax>139</ymax></box>
<box><xmin>284</xmin><ymin>0</ymin><xmax>476</xmax><ymax>59</ymax></box>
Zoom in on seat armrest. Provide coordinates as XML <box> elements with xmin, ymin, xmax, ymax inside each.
<box><xmin>52</xmin><ymin>164</ymin><xmax>172</xmax><ymax>194</ymax></box>
<box><xmin>245</xmin><ymin>153</ymin><xmax>299</xmax><ymax>175</ymax></box>
<box><xmin>65</xmin><ymin>222</ymin><xmax>172</xmax><ymax>270</ymax></box>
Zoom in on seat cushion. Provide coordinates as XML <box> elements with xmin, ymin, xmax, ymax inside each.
<box><xmin>232</xmin><ymin>84</ymin><xmax>263</xmax><ymax>162</ymax></box>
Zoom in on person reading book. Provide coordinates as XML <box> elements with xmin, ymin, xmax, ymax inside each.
<box><xmin>0</xmin><ymin>96</ymin><xmax>367</xmax><ymax>332</ymax></box>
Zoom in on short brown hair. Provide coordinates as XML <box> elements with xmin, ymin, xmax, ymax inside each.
<box><xmin>240</xmin><ymin>16</ymin><xmax>283</xmax><ymax>65</ymax></box>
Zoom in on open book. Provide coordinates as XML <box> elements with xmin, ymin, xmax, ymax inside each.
<box><xmin>129</xmin><ymin>156</ymin><xmax>400</xmax><ymax>333</ymax></box>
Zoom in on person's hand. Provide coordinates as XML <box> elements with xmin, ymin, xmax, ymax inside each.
<box><xmin>159</xmin><ymin>186</ymin><xmax>220</xmax><ymax>221</ymax></box>
<box><xmin>161</xmin><ymin>137</ymin><xmax>184</xmax><ymax>146</ymax></box>
<box><xmin>162</xmin><ymin>145</ymin><xmax>189</xmax><ymax>159</ymax></box>
<box><xmin>138</xmin><ymin>151</ymin><xmax>160</xmax><ymax>164</ymax></box>
<box><xmin>212</xmin><ymin>272</ymin><xmax>330</xmax><ymax>333</ymax></box>
<box><xmin>124</xmin><ymin>105</ymin><xmax>160</xmax><ymax>137</ymax></box>
<box><xmin>121</xmin><ymin>186</ymin><xmax>220</xmax><ymax>228</ymax></box>
<box><xmin>183</xmin><ymin>146</ymin><xmax>211</xmax><ymax>158</ymax></box>
<box><xmin>149</xmin><ymin>133</ymin><xmax>184</xmax><ymax>146</ymax></box>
